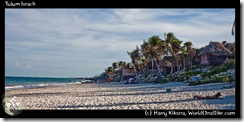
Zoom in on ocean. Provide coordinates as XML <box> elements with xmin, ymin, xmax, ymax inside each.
<box><xmin>5</xmin><ymin>76</ymin><xmax>82</xmax><ymax>90</ymax></box>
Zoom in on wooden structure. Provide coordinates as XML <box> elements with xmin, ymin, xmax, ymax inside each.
<box><xmin>197</xmin><ymin>42</ymin><xmax>233</xmax><ymax>66</ymax></box>
<box><xmin>121</xmin><ymin>68</ymin><xmax>135</xmax><ymax>81</ymax></box>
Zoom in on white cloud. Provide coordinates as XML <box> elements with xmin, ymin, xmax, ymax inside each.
<box><xmin>5</xmin><ymin>9</ymin><xmax>235</xmax><ymax>77</ymax></box>
<box><xmin>26</xmin><ymin>65</ymin><xmax>32</xmax><ymax>69</ymax></box>
<box><xmin>6</xmin><ymin>60</ymin><xmax>33</xmax><ymax>69</ymax></box>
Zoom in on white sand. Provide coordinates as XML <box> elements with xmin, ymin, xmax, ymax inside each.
<box><xmin>4</xmin><ymin>82</ymin><xmax>235</xmax><ymax>110</ymax></box>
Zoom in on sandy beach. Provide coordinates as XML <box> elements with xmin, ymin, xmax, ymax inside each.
<box><xmin>4</xmin><ymin>82</ymin><xmax>235</xmax><ymax>110</ymax></box>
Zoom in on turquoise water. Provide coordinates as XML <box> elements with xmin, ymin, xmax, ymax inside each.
<box><xmin>5</xmin><ymin>76</ymin><xmax>81</xmax><ymax>90</ymax></box>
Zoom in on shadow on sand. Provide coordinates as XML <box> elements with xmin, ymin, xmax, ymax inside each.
<box><xmin>55</xmin><ymin>98</ymin><xmax>197</xmax><ymax>109</ymax></box>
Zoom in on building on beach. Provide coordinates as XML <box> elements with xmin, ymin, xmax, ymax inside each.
<box><xmin>196</xmin><ymin>41</ymin><xmax>233</xmax><ymax>66</ymax></box>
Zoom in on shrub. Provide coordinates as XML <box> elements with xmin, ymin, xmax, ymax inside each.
<box><xmin>211</xmin><ymin>66</ymin><xmax>222</xmax><ymax>75</ymax></box>
<box><xmin>210</xmin><ymin>59</ymin><xmax>235</xmax><ymax>75</ymax></box>
<box><xmin>193</xmin><ymin>64</ymin><xmax>200</xmax><ymax>69</ymax></box>
<box><xmin>186</xmin><ymin>70</ymin><xmax>201</xmax><ymax>76</ymax></box>
<box><xmin>176</xmin><ymin>78</ymin><xmax>185</xmax><ymax>82</ymax></box>
<box><xmin>188</xmin><ymin>75</ymin><xmax>232</xmax><ymax>86</ymax></box>
<box><xmin>200</xmin><ymin>73</ymin><xmax>207</xmax><ymax>79</ymax></box>
<box><xmin>223</xmin><ymin>59</ymin><xmax>235</xmax><ymax>69</ymax></box>
<box><xmin>221</xmin><ymin>76</ymin><xmax>231</xmax><ymax>83</ymax></box>
<box><xmin>185</xmin><ymin>67</ymin><xmax>190</xmax><ymax>72</ymax></box>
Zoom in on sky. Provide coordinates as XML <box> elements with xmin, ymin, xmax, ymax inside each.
<box><xmin>5</xmin><ymin>9</ymin><xmax>235</xmax><ymax>78</ymax></box>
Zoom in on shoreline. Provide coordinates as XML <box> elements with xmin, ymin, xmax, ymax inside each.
<box><xmin>4</xmin><ymin>82</ymin><xmax>235</xmax><ymax>110</ymax></box>
<box><xmin>5</xmin><ymin>81</ymin><xmax>82</xmax><ymax>91</ymax></box>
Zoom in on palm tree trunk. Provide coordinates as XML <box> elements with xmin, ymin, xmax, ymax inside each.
<box><xmin>190</xmin><ymin>62</ymin><xmax>193</xmax><ymax>70</ymax></box>
<box><xmin>146</xmin><ymin>64</ymin><xmax>149</xmax><ymax>76</ymax></box>
<box><xmin>120</xmin><ymin>68</ymin><xmax>124</xmax><ymax>82</ymax></box>
<box><xmin>154</xmin><ymin>59</ymin><xmax>162</xmax><ymax>76</ymax></box>
<box><xmin>164</xmin><ymin>66</ymin><xmax>166</xmax><ymax>75</ymax></box>
<box><xmin>178</xmin><ymin>62</ymin><xmax>181</xmax><ymax>71</ymax></box>
<box><xmin>143</xmin><ymin>68</ymin><xmax>146</xmax><ymax>82</ymax></box>
<box><xmin>151</xmin><ymin>57</ymin><xmax>154</xmax><ymax>74</ymax></box>
<box><xmin>183</xmin><ymin>59</ymin><xmax>185</xmax><ymax>69</ymax></box>
<box><xmin>132</xmin><ymin>60</ymin><xmax>140</xmax><ymax>72</ymax></box>
<box><xmin>133</xmin><ymin>63</ymin><xmax>140</xmax><ymax>72</ymax></box>
<box><xmin>232</xmin><ymin>19</ymin><xmax>235</xmax><ymax>36</ymax></box>
<box><xmin>190</xmin><ymin>55</ymin><xmax>193</xmax><ymax>70</ymax></box>
<box><xmin>170</xmin><ymin>51</ymin><xmax>179</xmax><ymax>72</ymax></box>
<box><xmin>170</xmin><ymin>64</ymin><xmax>173</xmax><ymax>75</ymax></box>
<box><xmin>174</xmin><ymin>58</ymin><xmax>179</xmax><ymax>71</ymax></box>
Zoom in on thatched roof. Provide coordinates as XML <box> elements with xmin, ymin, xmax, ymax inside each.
<box><xmin>224</xmin><ymin>43</ymin><xmax>232</xmax><ymax>49</ymax></box>
<box><xmin>197</xmin><ymin>42</ymin><xmax>233</xmax><ymax>56</ymax></box>
<box><xmin>224</xmin><ymin>42</ymin><xmax>234</xmax><ymax>51</ymax></box>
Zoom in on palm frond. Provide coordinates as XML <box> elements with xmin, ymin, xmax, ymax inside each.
<box><xmin>232</xmin><ymin>19</ymin><xmax>235</xmax><ymax>36</ymax></box>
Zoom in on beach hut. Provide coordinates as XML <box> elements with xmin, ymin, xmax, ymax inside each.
<box><xmin>122</xmin><ymin>68</ymin><xmax>135</xmax><ymax>76</ymax></box>
<box><xmin>121</xmin><ymin>68</ymin><xmax>135</xmax><ymax>82</ymax></box>
<box><xmin>224</xmin><ymin>43</ymin><xmax>232</xmax><ymax>50</ymax></box>
<box><xmin>197</xmin><ymin>42</ymin><xmax>233</xmax><ymax>66</ymax></box>
<box><xmin>223</xmin><ymin>42</ymin><xmax>235</xmax><ymax>53</ymax></box>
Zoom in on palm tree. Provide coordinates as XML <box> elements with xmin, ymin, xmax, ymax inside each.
<box><xmin>127</xmin><ymin>47</ymin><xmax>141</xmax><ymax>72</ymax></box>
<box><xmin>180</xmin><ymin>52</ymin><xmax>189</xmax><ymax>70</ymax></box>
<box><xmin>140</xmin><ymin>36</ymin><xmax>163</xmax><ymax>76</ymax></box>
<box><xmin>232</xmin><ymin>19</ymin><xmax>235</xmax><ymax>36</ymax></box>
<box><xmin>121</xmin><ymin>61</ymin><xmax>127</xmax><ymax>68</ymax></box>
<box><xmin>105</xmin><ymin>66</ymin><xmax>113</xmax><ymax>74</ymax></box>
<box><xmin>112</xmin><ymin>62</ymin><xmax>118</xmax><ymax>71</ymax></box>
<box><xmin>164</xmin><ymin>32</ymin><xmax>182</xmax><ymax>72</ymax></box>
<box><xmin>169</xmin><ymin>59</ymin><xmax>175</xmax><ymax>75</ymax></box>
<box><xmin>141</xmin><ymin>40</ymin><xmax>151</xmax><ymax>75</ymax></box>
<box><xmin>184</xmin><ymin>41</ymin><xmax>195</xmax><ymax>70</ymax></box>
<box><xmin>117</xmin><ymin>61</ymin><xmax>127</xmax><ymax>82</ymax></box>
<box><xmin>230</xmin><ymin>42</ymin><xmax>235</xmax><ymax>57</ymax></box>
<box><xmin>231</xmin><ymin>19</ymin><xmax>235</xmax><ymax>57</ymax></box>
<box><xmin>126</xmin><ymin>62</ymin><xmax>133</xmax><ymax>68</ymax></box>
<box><xmin>148</xmin><ymin>35</ymin><xmax>163</xmax><ymax>76</ymax></box>
<box><xmin>118</xmin><ymin>61</ymin><xmax>123</xmax><ymax>69</ymax></box>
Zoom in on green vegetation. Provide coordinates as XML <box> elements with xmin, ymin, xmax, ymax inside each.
<box><xmin>94</xmin><ymin>31</ymin><xmax>235</xmax><ymax>85</ymax></box>
<box><xmin>187</xmin><ymin>59</ymin><xmax>235</xmax><ymax>86</ymax></box>
<box><xmin>210</xmin><ymin>59</ymin><xmax>235</xmax><ymax>75</ymax></box>
<box><xmin>189</xmin><ymin>75</ymin><xmax>233</xmax><ymax>86</ymax></box>
<box><xmin>185</xmin><ymin>70</ymin><xmax>202</xmax><ymax>76</ymax></box>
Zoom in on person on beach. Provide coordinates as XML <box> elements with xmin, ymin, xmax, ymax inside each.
<box><xmin>194</xmin><ymin>92</ymin><xmax>222</xmax><ymax>99</ymax></box>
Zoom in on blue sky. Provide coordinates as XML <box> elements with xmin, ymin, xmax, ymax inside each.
<box><xmin>5</xmin><ymin>9</ymin><xmax>235</xmax><ymax>78</ymax></box>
